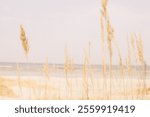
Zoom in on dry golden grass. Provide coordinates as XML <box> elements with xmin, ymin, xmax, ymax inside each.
<box><xmin>135</xmin><ymin>34</ymin><xmax>147</xmax><ymax>98</ymax></box>
<box><xmin>100</xmin><ymin>0</ymin><xmax>108</xmax><ymax>99</ymax></box>
<box><xmin>64</xmin><ymin>44</ymin><xmax>70</xmax><ymax>86</ymax></box>
<box><xmin>82</xmin><ymin>49</ymin><xmax>89</xmax><ymax>99</ymax></box>
<box><xmin>0</xmin><ymin>0</ymin><xmax>149</xmax><ymax>100</ymax></box>
<box><xmin>101</xmin><ymin>0</ymin><xmax>115</xmax><ymax>99</ymax></box>
<box><xmin>16</xmin><ymin>64</ymin><xmax>22</xmax><ymax>96</ymax></box>
<box><xmin>20</xmin><ymin>25</ymin><xmax>29</xmax><ymax>57</ymax></box>
<box><xmin>43</xmin><ymin>58</ymin><xmax>50</xmax><ymax>99</ymax></box>
<box><xmin>43</xmin><ymin>57</ymin><xmax>50</xmax><ymax>79</ymax></box>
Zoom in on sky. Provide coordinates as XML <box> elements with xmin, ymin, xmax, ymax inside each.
<box><xmin>0</xmin><ymin>0</ymin><xmax>150</xmax><ymax>65</ymax></box>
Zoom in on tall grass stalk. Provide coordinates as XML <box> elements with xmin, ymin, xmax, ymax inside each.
<box><xmin>136</xmin><ymin>34</ymin><xmax>147</xmax><ymax>98</ymax></box>
<box><xmin>43</xmin><ymin>57</ymin><xmax>50</xmax><ymax>79</ymax></box>
<box><xmin>43</xmin><ymin>57</ymin><xmax>50</xmax><ymax>99</ymax></box>
<box><xmin>64</xmin><ymin>44</ymin><xmax>69</xmax><ymax>86</ymax></box>
<box><xmin>127</xmin><ymin>35</ymin><xmax>133</xmax><ymax>99</ymax></box>
<box><xmin>107</xmin><ymin>18</ymin><xmax>114</xmax><ymax>99</ymax></box>
<box><xmin>131</xmin><ymin>34</ymin><xmax>140</xmax><ymax>99</ymax></box>
<box><xmin>82</xmin><ymin>49</ymin><xmax>89</xmax><ymax>99</ymax></box>
<box><xmin>18</xmin><ymin>25</ymin><xmax>30</xmax><ymax>98</ymax></box>
<box><xmin>100</xmin><ymin>0</ymin><xmax>107</xmax><ymax>99</ymax></box>
<box><xmin>87</xmin><ymin>42</ymin><xmax>95</xmax><ymax>99</ymax></box>
<box><xmin>64</xmin><ymin>44</ymin><xmax>72</xmax><ymax>99</ymax></box>
<box><xmin>115</xmin><ymin>41</ymin><xmax>126</xmax><ymax>99</ymax></box>
<box><xmin>16</xmin><ymin>64</ymin><xmax>22</xmax><ymax>96</ymax></box>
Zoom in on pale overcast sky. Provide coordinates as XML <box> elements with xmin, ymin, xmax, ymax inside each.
<box><xmin>0</xmin><ymin>0</ymin><xmax>150</xmax><ymax>65</ymax></box>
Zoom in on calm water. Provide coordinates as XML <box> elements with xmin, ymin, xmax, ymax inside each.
<box><xmin>0</xmin><ymin>62</ymin><xmax>150</xmax><ymax>78</ymax></box>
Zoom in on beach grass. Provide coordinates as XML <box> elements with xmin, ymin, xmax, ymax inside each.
<box><xmin>0</xmin><ymin>0</ymin><xmax>150</xmax><ymax>100</ymax></box>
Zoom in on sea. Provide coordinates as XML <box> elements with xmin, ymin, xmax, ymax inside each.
<box><xmin>0</xmin><ymin>62</ymin><xmax>150</xmax><ymax>78</ymax></box>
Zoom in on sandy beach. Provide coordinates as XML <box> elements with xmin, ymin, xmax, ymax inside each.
<box><xmin>0</xmin><ymin>73</ymin><xmax>150</xmax><ymax>100</ymax></box>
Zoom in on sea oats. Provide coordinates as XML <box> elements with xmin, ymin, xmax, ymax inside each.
<box><xmin>20</xmin><ymin>25</ymin><xmax>29</xmax><ymax>57</ymax></box>
<box><xmin>101</xmin><ymin>0</ymin><xmax>108</xmax><ymax>19</ymax></box>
